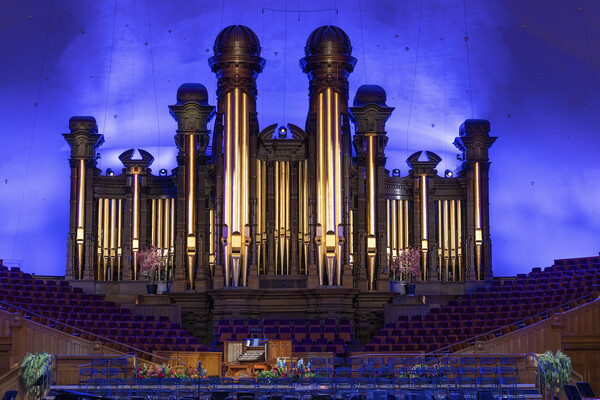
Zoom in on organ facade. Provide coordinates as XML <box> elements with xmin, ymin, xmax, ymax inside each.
<box><xmin>64</xmin><ymin>25</ymin><xmax>496</xmax><ymax>334</ymax></box>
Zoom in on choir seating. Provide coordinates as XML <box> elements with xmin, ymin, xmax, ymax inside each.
<box><xmin>215</xmin><ymin>317</ymin><xmax>353</xmax><ymax>356</ymax></box>
<box><xmin>0</xmin><ymin>265</ymin><xmax>206</xmax><ymax>359</ymax></box>
<box><xmin>367</xmin><ymin>257</ymin><xmax>600</xmax><ymax>353</ymax></box>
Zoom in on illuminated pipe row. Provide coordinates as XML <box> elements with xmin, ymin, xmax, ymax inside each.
<box><xmin>151</xmin><ymin>198</ymin><xmax>175</xmax><ymax>281</ymax></box>
<box><xmin>96</xmin><ymin>198</ymin><xmax>123</xmax><ymax>281</ymax></box>
<box><xmin>436</xmin><ymin>200</ymin><xmax>462</xmax><ymax>281</ymax></box>
<box><xmin>298</xmin><ymin>160</ymin><xmax>309</xmax><ymax>273</ymax></box>
<box><xmin>256</xmin><ymin>160</ymin><xmax>267</xmax><ymax>274</ymax></box>
<box><xmin>386</xmin><ymin>199</ymin><xmax>410</xmax><ymax>262</ymax></box>
<box><xmin>316</xmin><ymin>88</ymin><xmax>343</xmax><ymax>285</ymax></box>
<box><xmin>274</xmin><ymin>161</ymin><xmax>291</xmax><ymax>274</ymax></box>
<box><xmin>222</xmin><ymin>88</ymin><xmax>250</xmax><ymax>286</ymax></box>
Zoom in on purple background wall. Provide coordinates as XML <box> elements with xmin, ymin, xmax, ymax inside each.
<box><xmin>1</xmin><ymin>0</ymin><xmax>598</xmax><ymax>277</ymax></box>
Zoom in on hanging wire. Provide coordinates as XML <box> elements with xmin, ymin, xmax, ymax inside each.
<box><xmin>358</xmin><ymin>0</ymin><xmax>368</xmax><ymax>83</ymax></box>
<box><xmin>443</xmin><ymin>0</ymin><xmax>448</xmax><ymax>157</ymax></box>
<box><xmin>463</xmin><ymin>0</ymin><xmax>474</xmax><ymax>118</ymax></box>
<box><xmin>146</xmin><ymin>0</ymin><xmax>161</xmax><ymax>168</ymax></box>
<box><xmin>578</xmin><ymin>1</ymin><xmax>600</xmax><ymax>101</ymax></box>
<box><xmin>12</xmin><ymin>0</ymin><xmax>53</xmax><ymax>261</ymax></box>
<box><xmin>405</xmin><ymin>0</ymin><xmax>424</xmax><ymax>159</ymax></box>
<box><xmin>101</xmin><ymin>0</ymin><xmax>119</xmax><ymax>170</ymax></box>
<box><xmin>131</xmin><ymin>0</ymin><xmax>136</xmax><ymax>150</ymax></box>
<box><xmin>282</xmin><ymin>0</ymin><xmax>288</xmax><ymax>125</ymax></box>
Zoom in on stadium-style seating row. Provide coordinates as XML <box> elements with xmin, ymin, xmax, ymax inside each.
<box><xmin>367</xmin><ymin>257</ymin><xmax>600</xmax><ymax>352</ymax></box>
<box><xmin>216</xmin><ymin>318</ymin><xmax>354</xmax><ymax>355</ymax></box>
<box><xmin>0</xmin><ymin>265</ymin><xmax>206</xmax><ymax>358</ymax></box>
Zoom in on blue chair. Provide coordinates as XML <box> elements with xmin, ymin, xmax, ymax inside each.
<box><xmin>498</xmin><ymin>366</ymin><xmax>517</xmax><ymax>386</ymax></box>
<box><xmin>78</xmin><ymin>367</ymin><xmax>97</xmax><ymax>388</ymax></box>
<box><xmin>477</xmin><ymin>366</ymin><xmax>497</xmax><ymax>386</ymax></box>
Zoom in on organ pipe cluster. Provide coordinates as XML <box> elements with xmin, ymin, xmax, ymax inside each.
<box><xmin>64</xmin><ymin>26</ymin><xmax>496</xmax><ymax>291</ymax></box>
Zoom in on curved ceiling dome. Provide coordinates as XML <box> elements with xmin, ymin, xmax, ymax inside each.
<box><xmin>305</xmin><ymin>25</ymin><xmax>352</xmax><ymax>57</ymax></box>
<box><xmin>213</xmin><ymin>25</ymin><xmax>261</xmax><ymax>56</ymax></box>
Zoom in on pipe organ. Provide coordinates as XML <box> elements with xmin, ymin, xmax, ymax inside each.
<box><xmin>64</xmin><ymin>25</ymin><xmax>496</xmax><ymax>293</ymax></box>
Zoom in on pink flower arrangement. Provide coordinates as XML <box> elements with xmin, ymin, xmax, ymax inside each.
<box><xmin>390</xmin><ymin>246</ymin><xmax>421</xmax><ymax>282</ymax></box>
<box><xmin>137</xmin><ymin>247</ymin><xmax>161</xmax><ymax>282</ymax></box>
<box><xmin>137</xmin><ymin>363</ymin><xmax>207</xmax><ymax>379</ymax></box>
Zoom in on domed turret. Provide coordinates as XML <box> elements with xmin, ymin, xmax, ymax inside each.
<box><xmin>353</xmin><ymin>85</ymin><xmax>388</xmax><ymax>107</ymax></box>
<box><xmin>213</xmin><ymin>25</ymin><xmax>261</xmax><ymax>57</ymax></box>
<box><xmin>305</xmin><ymin>25</ymin><xmax>352</xmax><ymax>57</ymax></box>
<box><xmin>176</xmin><ymin>83</ymin><xmax>209</xmax><ymax>105</ymax></box>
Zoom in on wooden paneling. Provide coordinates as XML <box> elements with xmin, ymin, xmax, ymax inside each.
<box><xmin>266</xmin><ymin>340</ymin><xmax>292</xmax><ymax>362</ymax></box>
<box><xmin>153</xmin><ymin>351</ymin><xmax>222</xmax><ymax>377</ymax></box>
<box><xmin>457</xmin><ymin>297</ymin><xmax>600</xmax><ymax>395</ymax></box>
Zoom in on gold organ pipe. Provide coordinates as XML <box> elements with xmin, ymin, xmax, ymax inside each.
<box><xmin>256</xmin><ymin>159</ymin><xmax>261</xmax><ymax>274</ymax></box>
<box><xmin>317</xmin><ymin>94</ymin><xmax>322</xmax><ymax>239</ymax></box>
<box><xmin>386</xmin><ymin>200</ymin><xmax>391</xmax><ymax>257</ymax></box>
<box><xmin>157</xmin><ymin>199</ymin><xmax>164</xmax><ymax>250</ymax></box>
<box><xmin>420</xmin><ymin>175</ymin><xmax>428</xmax><ymax>279</ymax></box>
<box><xmin>233</xmin><ymin>88</ymin><xmax>240</xmax><ymax>233</ymax></box>
<box><xmin>77</xmin><ymin>160</ymin><xmax>85</xmax><ymax>234</ymax></box>
<box><xmin>366</xmin><ymin>134</ymin><xmax>376</xmax><ymax>236</ymax></box>
<box><xmin>349</xmin><ymin>210</ymin><xmax>354</xmax><ymax>265</ymax></box>
<box><xmin>474</xmin><ymin>162</ymin><xmax>481</xmax><ymax>232</ymax></box>
<box><xmin>164</xmin><ymin>198</ymin><xmax>171</xmax><ymax>279</ymax></box>
<box><xmin>169</xmin><ymin>198</ymin><xmax>175</xmax><ymax>279</ymax></box>
<box><xmin>242</xmin><ymin>92</ymin><xmax>248</xmax><ymax>279</ymax></box>
<box><xmin>77</xmin><ymin>159</ymin><xmax>85</xmax><ymax>280</ymax></box>
<box><xmin>474</xmin><ymin>161</ymin><xmax>482</xmax><ymax>278</ymax></box>
<box><xmin>403</xmin><ymin>201</ymin><xmax>409</xmax><ymax>249</ymax></box>
<box><xmin>262</xmin><ymin>161</ymin><xmax>267</xmax><ymax>272</ymax></box>
<box><xmin>397</xmin><ymin>200</ymin><xmax>404</xmax><ymax>252</ymax></box>
<box><xmin>187</xmin><ymin>136</ymin><xmax>196</xmax><ymax>235</ymax></box>
<box><xmin>420</xmin><ymin>176</ymin><xmax>427</xmax><ymax>242</ymax></box>
<box><xmin>450</xmin><ymin>200</ymin><xmax>457</xmax><ymax>281</ymax></box>
<box><xmin>326</xmin><ymin>88</ymin><xmax>334</xmax><ymax>232</ymax></box>
<box><xmin>102</xmin><ymin>198</ymin><xmax>109</xmax><ymax>280</ymax></box>
<box><xmin>436</xmin><ymin>201</ymin><xmax>442</xmax><ymax>280</ymax></box>
<box><xmin>317</xmin><ymin>93</ymin><xmax>324</xmax><ymax>269</ymax></box>
<box><xmin>223</xmin><ymin>92</ymin><xmax>232</xmax><ymax>285</ymax></box>
<box><xmin>117</xmin><ymin>199</ymin><xmax>122</xmax><ymax>280</ymax></box>
<box><xmin>298</xmin><ymin>159</ymin><xmax>303</xmax><ymax>271</ymax></box>
<box><xmin>209</xmin><ymin>208</ymin><xmax>215</xmax><ymax>275</ymax></box>
<box><xmin>457</xmin><ymin>200</ymin><xmax>462</xmax><ymax>281</ymax></box>
<box><xmin>131</xmin><ymin>172</ymin><xmax>140</xmax><ymax>280</ymax></box>
<box><xmin>334</xmin><ymin>91</ymin><xmax>341</xmax><ymax>238</ymax></box>
<box><xmin>443</xmin><ymin>200</ymin><xmax>449</xmax><ymax>281</ymax></box>
<box><xmin>391</xmin><ymin>200</ymin><xmax>397</xmax><ymax>259</ymax></box>
<box><xmin>96</xmin><ymin>199</ymin><xmax>103</xmax><ymax>281</ymax></box>
<box><xmin>151</xmin><ymin>199</ymin><xmax>156</xmax><ymax>246</ymax></box>
<box><xmin>110</xmin><ymin>199</ymin><xmax>117</xmax><ymax>281</ymax></box>
<box><xmin>275</xmin><ymin>161</ymin><xmax>280</xmax><ymax>274</ymax></box>
<box><xmin>286</xmin><ymin>162</ymin><xmax>290</xmax><ymax>275</ymax></box>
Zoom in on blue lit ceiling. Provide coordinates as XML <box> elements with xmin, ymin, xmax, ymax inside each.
<box><xmin>0</xmin><ymin>0</ymin><xmax>598</xmax><ymax>276</ymax></box>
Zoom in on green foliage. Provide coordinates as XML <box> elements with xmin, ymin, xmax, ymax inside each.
<box><xmin>537</xmin><ymin>350</ymin><xmax>572</xmax><ymax>395</ymax></box>
<box><xmin>20</xmin><ymin>352</ymin><xmax>51</xmax><ymax>398</ymax></box>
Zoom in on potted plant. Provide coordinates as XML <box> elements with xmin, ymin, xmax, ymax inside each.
<box><xmin>390</xmin><ymin>247</ymin><xmax>421</xmax><ymax>295</ymax></box>
<box><xmin>536</xmin><ymin>350</ymin><xmax>572</xmax><ymax>399</ymax></box>
<box><xmin>20</xmin><ymin>352</ymin><xmax>51</xmax><ymax>399</ymax></box>
<box><xmin>138</xmin><ymin>246</ymin><xmax>161</xmax><ymax>294</ymax></box>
